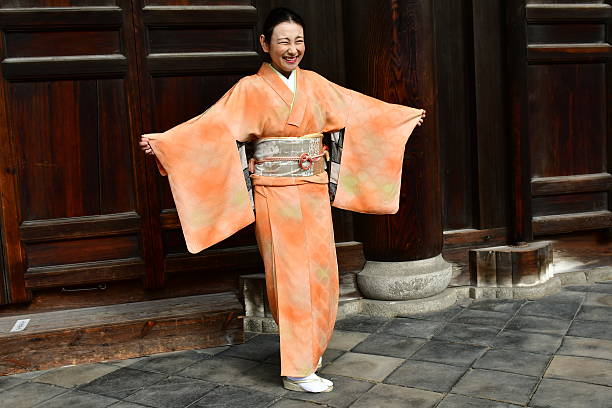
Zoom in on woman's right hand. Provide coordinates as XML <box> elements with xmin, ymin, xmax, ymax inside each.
<box><xmin>140</xmin><ymin>136</ymin><xmax>155</xmax><ymax>156</ymax></box>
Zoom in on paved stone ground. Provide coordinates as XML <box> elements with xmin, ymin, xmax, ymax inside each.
<box><xmin>1</xmin><ymin>280</ymin><xmax>612</xmax><ymax>408</ymax></box>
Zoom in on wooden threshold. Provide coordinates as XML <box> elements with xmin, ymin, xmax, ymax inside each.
<box><xmin>0</xmin><ymin>292</ymin><xmax>244</xmax><ymax>375</ymax></box>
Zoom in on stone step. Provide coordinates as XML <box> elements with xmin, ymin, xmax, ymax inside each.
<box><xmin>0</xmin><ymin>292</ymin><xmax>244</xmax><ymax>375</ymax></box>
<box><xmin>240</xmin><ymin>273</ymin><xmax>363</xmax><ymax>333</ymax></box>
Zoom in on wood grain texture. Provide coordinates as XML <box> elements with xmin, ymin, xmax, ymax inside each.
<box><xmin>529</xmin><ymin>64</ymin><xmax>607</xmax><ymax>178</ymax></box>
<box><xmin>25</xmin><ymin>258</ymin><xmax>145</xmax><ymax>289</ymax></box>
<box><xmin>0</xmin><ymin>8</ymin><xmax>122</xmax><ymax>28</ymax></box>
<box><xmin>5</xmin><ymin>30</ymin><xmax>121</xmax><ymax>58</ymax></box>
<box><xmin>532</xmin><ymin>173</ymin><xmax>612</xmax><ymax>196</ymax></box>
<box><xmin>507</xmin><ymin>0</ymin><xmax>533</xmax><ymax>243</ymax></box>
<box><xmin>533</xmin><ymin>210</ymin><xmax>612</xmax><ymax>235</ymax></box>
<box><xmin>346</xmin><ymin>0</ymin><xmax>442</xmax><ymax>262</ymax></box>
<box><xmin>0</xmin><ymin>21</ymin><xmax>28</xmax><ymax>304</ymax></box>
<box><xmin>533</xmin><ymin>192</ymin><xmax>607</xmax><ymax>217</ymax></box>
<box><xmin>1</xmin><ymin>0</ymin><xmax>114</xmax><ymax>6</ymax></box>
<box><xmin>526</xmin><ymin>3</ymin><xmax>612</xmax><ymax>21</ymax></box>
<box><xmin>472</xmin><ymin>0</ymin><xmax>510</xmax><ymax>230</ymax></box>
<box><xmin>0</xmin><ymin>292</ymin><xmax>244</xmax><ymax>375</ymax></box>
<box><xmin>435</xmin><ymin>0</ymin><xmax>475</xmax><ymax>231</ymax></box>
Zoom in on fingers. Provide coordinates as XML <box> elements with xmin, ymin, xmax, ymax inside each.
<box><xmin>140</xmin><ymin>136</ymin><xmax>155</xmax><ymax>155</ymax></box>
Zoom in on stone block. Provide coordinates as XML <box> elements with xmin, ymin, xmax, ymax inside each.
<box><xmin>350</xmin><ymin>383</ymin><xmax>442</xmax><ymax>408</ymax></box>
<box><xmin>320</xmin><ymin>352</ymin><xmax>404</xmax><ymax>382</ymax></box>
<box><xmin>468</xmin><ymin>241</ymin><xmax>553</xmax><ymax>288</ymax></box>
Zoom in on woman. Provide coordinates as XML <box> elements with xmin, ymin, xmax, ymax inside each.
<box><xmin>140</xmin><ymin>7</ymin><xmax>425</xmax><ymax>393</ymax></box>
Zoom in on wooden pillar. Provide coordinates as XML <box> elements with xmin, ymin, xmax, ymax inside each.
<box><xmin>507</xmin><ymin>0</ymin><xmax>532</xmax><ymax>244</ymax></box>
<box><xmin>344</xmin><ymin>0</ymin><xmax>441</xmax><ymax>262</ymax></box>
<box><xmin>343</xmin><ymin>0</ymin><xmax>453</xmax><ymax>309</ymax></box>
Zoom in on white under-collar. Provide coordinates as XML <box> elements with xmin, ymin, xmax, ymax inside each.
<box><xmin>269</xmin><ymin>64</ymin><xmax>296</xmax><ymax>94</ymax></box>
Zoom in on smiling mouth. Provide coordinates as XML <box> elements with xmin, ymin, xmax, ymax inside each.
<box><xmin>283</xmin><ymin>56</ymin><xmax>298</xmax><ymax>64</ymax></box>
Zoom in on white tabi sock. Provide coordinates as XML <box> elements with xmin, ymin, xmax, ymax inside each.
<box><xmin>286</xmin><ymin>373</ymin><xmax>333</xmax><ymax>392</ymax></box>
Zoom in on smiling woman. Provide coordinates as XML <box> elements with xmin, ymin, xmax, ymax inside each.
<box><xmin>259</xmin><ymin>9</ymin><xmax>305</xmax><ymax>78</ymax></box>
<box><xmin>139</xmin><ymin>6</ymin><xmax>425</xmax><ymax>394</ymax></box>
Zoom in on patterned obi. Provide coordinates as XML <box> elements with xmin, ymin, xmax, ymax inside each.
<box><xmin>251</xmin><ymin>133</ymin><xmax>329</xmax><ymax>177</ymax></box>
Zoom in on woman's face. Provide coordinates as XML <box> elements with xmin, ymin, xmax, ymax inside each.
<box><xmin>260</xmin><ymin>21</ymin><xmax>305</xmax><ymax>77</ymax></box>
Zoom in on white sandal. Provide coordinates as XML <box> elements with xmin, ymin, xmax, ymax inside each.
<box><xmin>283</xmin><ymin>374</ymin><xmax>333</xmax><ymax>393</ymax></box>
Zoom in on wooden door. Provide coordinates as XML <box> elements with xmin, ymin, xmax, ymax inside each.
<box><xmin>0</xmin><ymin>0</ymin><xmax>151</xmax><ymax>303</ymax></box>
<box><xmin>508</xmin><ymin>0</ymin><xmax>612</xmax><ymax>239</ymax></box>
<box><xmin>131</xmin><ymin>0</ymin><xmax>264</xmax><ymax>283</ymax></box>
<box><xmin>0</xmin><ymin>0</ymin><xmax>353</xmax><ymax>305</ymax></box>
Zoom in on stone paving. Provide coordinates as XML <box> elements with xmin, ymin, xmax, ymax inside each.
<box><xmin>1</xmin><ymin>280</ymin><xmax>612</xmax><ymax>407</ymax></box>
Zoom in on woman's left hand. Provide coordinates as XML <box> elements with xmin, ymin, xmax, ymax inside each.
<box><xmin>417</xmin><ymin>109</ymin><xmax>427</xmax><ymax>126</ymax></box>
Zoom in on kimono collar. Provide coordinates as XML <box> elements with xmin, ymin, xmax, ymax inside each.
<box><xmin>257</xmin><ymin>63</ymin><xmax>307</xmax><ymax>128</ymax></box>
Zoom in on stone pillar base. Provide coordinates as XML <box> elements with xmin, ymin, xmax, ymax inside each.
<box><xmin>357</xmin><ymin>254</ymin><xmax>453</xmax><ymax>300</ymax></box>
<box><xmin>360</xmin><ymin>287</ymin><xmax>457</xmax><ymax>318</ymax></box>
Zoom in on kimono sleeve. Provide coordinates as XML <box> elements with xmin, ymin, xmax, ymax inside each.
<box><xmin>145</xmin><ymin>78</ymin><xmax>260</xmax><ymax>254</ymax></box>
<box><xmin>323</xmin><ymin>80</ymin><xmax>424</xmax><ymax>214</ymax></box>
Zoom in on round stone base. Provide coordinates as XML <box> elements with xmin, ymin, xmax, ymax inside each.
<box><xmin>359</xmin><ymin>288</ymin><xmax>457</xmax><ymax>318</ymax></box>
<box><xmin>357</xmin><ymin>254</ymin><xmax>453</xmax><ymax>300</ymax></box>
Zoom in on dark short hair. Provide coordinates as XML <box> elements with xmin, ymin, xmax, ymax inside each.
<box><xmin>261</xmin><ymin>7</ymin><xmax>305</xmax><ymax>44</ymax></box>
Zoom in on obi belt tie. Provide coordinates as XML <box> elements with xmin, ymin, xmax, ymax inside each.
<box><xmin>249</xmin><ymin>133</ymin><xmax>330</xmax><ymax>177</ymax></box>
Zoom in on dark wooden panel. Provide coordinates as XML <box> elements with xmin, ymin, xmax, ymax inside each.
<box><xmin>0</xmin><ymin>30</ymin><xmax>28</xmax><ymax>304</ymax></box>
<box><xmin>164</xmin><ymin>241</ymin><xmax>365</xmax><ymax>274</ymax></box>
<box><xmin>532</xmin><ymin>173</ymin><xmax>612</xmax><ymax>196</ymax></box>
<box><xmin>533</xmin><ymin>192</ymin><xmax>608</xmax><ymax>216</ymax></box>
<box><xmin>529</xmin><ymin>63</ymin><xmax>606</xmax><ymax>178</ymax></box>
<box><xmin>528</xmin><ymin>23</ymin><xmax>605</xmax><ymax>44</ymax></box>
<box><xmin>533</xmin><ymin>210</ymin><xmax>612</xmax><ymax>235</ymax></box>
<box><xmin>435</xmin><ymin>0</ymin><xmax>474</xmax><ymax>231</ymax></box>
<box><xmin>146</xmin><ymin>51</ymin><xmax>260</xmax><ymax>74</ymax></box>
<box><xmin>98</xmin><ymin>79</ymin><xmax>137</xmax><ymax>214</ymax></box>
<box><xmin>2</xmin><ymin>55</ymin><xmax>128</xmax><ymax>81</ymax></box>
<box><xmin>507</xmin><ymin>0</ymin><xmax>533</xmax><ymax>243</ymax></box>
<box><xmin>0</xmin><ymin>272</ymin><xmax>240</xmax><ymax>316</ymax></box>
<box><xmin>12</xmin><ymin>80</ymin><xmax>98</xmax><ymax>221</ymax></box>
<box><xmin>20</xmin><ymin>212</ymin><xmax>140</xmax><ymax>243</ymax></box>
<box><xmin>26</xmin><ymin>235</ymin><xmax>140</xmax><ymax>268</ymax></box>
<box><xmin>472</xmin><ymin>0</ymin><xmax>509</xmax><ymax>229</ymax></box>
<box><xmin>0</xmin><ymin>8</ymin><xmax>122</xmax><ymax>29</ymax></box>
<box><xmin>5</xmin><ymin>30</ymin><xmax>121</xmax><ymax>57</ymax></box>
<box><xmin>1</xmin><ymin>0</ymin><xmax>115</xmax><ymax>7</ymax></box>
<box><xmin>528</xmin><ymin>44</ymin><xmax>611</xmax><ymax>62</ymax></box>
<box><xmin>165</xmin><ymin>246</ymin><xmax>260</xmax><ymax>274</ymax></box>
<box><xmin>527</xmin><ymin>3</ymin><xmax>612</xmax><ymax>21</ymax></box>
<box><xmin>161</xmin><ymin>224</ymin><xmax>256</xmax><ymax>254</ymax></box>
<box><xmin>527</xmin><ymin>0</ymin><xmax>609</xmax><ymax>4</ymax></box>
<box><xmin>10</xmin><ymin>79</ymin><xmax>135</xmax><ymax>221</ymax></box>
<box><xmin>145</xmin><ymin>0</ymin><xmax>252</xmax><ymax>5</ymax></box>
<box><xmin>25</xmin><ymin>258</ymin><xmax>144</xmax><ymax>288</ymax></box>
<box><xmin>443</xmin><ymin>227</ymin><xmax>508</xmax><ymax>250</ymax></box>
<box><xmin>149</xmin><ymin>27</ymin><xmax>254</xmax><ymax>53</ymax></box>
<box><xmin>143</xmin><ymin>5</ymin><xmax>257</xmax><ymax>25</ymax></box>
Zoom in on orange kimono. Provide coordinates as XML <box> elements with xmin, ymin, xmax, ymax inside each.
<box><xmin>147</xmin><ymin>63</ymin><xmax>423</xmax><ymax>377</ymax></box>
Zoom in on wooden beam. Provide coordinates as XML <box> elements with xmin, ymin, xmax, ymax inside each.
<box><xmin>506</xmin><ymin>0</ymin><xmax>533</xmax><ymax>243</ymax></box>
<box><xmin>0</xmin><ymin>292</ymin><xmax>244</xmax><ymax>375</ymax></box>
<box><xmin>533</xmin><ymin>210</ymin><xmax>612</xmax><ymax>235</ymax></box>
<box><xmin>20</xmin><ymin>212</ymin><xmax>140</xmax><ymax>243</ymax></box>
<box><xmin>532</xmin><ymin>173</ymin><xmax>612</xmax><ymax>196</ymax></box>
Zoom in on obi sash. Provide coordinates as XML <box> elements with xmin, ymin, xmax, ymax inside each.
<box><xmin>250</xmin><ymin>133</ymin><xmax>329</xmax><ymax>177</ymax></box>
